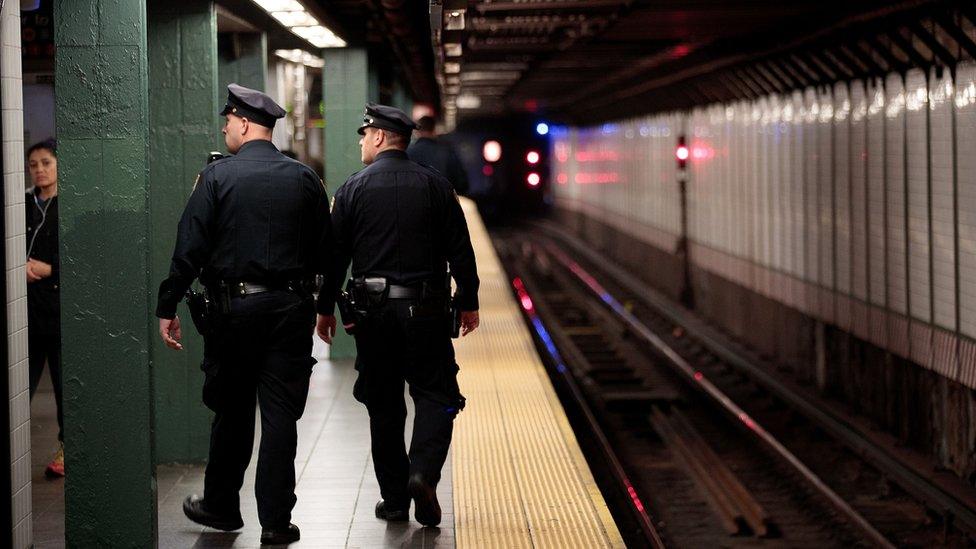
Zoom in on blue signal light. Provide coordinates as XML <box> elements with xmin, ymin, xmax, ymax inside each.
<box><xmin>536</xmin><ymin>122</ymin><xmax>549</xmax><ymax>136</ymax></box>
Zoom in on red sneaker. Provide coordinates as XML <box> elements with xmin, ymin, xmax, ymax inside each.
<box><xmin>45</xmin><ymin>443</ymin><xmax>64</xmax><ymax>478</ymax></box>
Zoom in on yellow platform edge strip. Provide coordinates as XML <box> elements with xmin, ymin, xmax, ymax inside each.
<box><xmin>452</xmin><ymin>198</ymin><xmax>625</xmax><ymax>549</ymax></box>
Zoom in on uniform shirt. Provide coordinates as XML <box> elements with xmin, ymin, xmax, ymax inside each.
<box><xmin>156</xmin><ymin>140</ymin><xmax>333</xmax><ymax>319</ymax></box>
<box><xmin>323</xmin><ymin>149</ymin><xmax>479</xmax><ymax>314</ymax></box>
<box><xmin>407</xmin><ymin>137</ymin><xmax>469</xmax><ymax>195</ymax></box>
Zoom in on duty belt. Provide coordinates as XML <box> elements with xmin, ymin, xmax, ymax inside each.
<box><xmin>220</xmin><ymin>281</ymin><xmax>282</xmax><ymax>297</ymax></box>
<box><xmin>388</xmin><ymin>284</ymin><xmax>421</xmax><ymax>299</ymax></box>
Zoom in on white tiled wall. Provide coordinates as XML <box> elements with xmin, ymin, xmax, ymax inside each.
<box><xmin>957</xmin><ymin>63</ymin><xmax>976</xmax><ymax>339</ymax></box>
<box><xmin>930</xmin><ymin>68</ymin><xmax>956</xmax><ymax>331</ymax></box>
<box><xmin>817</xmin><ymin>87</ymin><xmax>834</xmax><ymax>292</ymax></box>
<box><xmin>552</xmin><ymin>60</ymin><xmax>976</xmax><ymax>388</ymax></box>
<box><xmin>886</xmin><ymin>73</ymin><xmax>908</xmax><ymax>316</ymax></box>
<box><xmin>850</xmin><ymin>80</ymin><xmax>869</xmax><ymax>302</ymax></box>
<box><xmin>1</xmin><ymin>1</ymin><xmax>30</xmax><ymax>547</ymax></box>
<box><xmin>834</xmin><ymin>82</ymin><xmax>852</xmax><ymax>296</ymax></box>
<box><xmin>867</xmin><ymin>79</ymin><xmax>887</xmax><ymax>308</ymax></box>
<box><xmin>906</xmin><ymin>68</ymin><xmax>931</xmax><ymax>322</ymax></box>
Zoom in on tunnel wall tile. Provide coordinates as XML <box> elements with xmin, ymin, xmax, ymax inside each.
<box><xmin>550</xmin><ymin>60</ymin><xmax>976</xmax><ymax>394</ymax></box>
<box><xmin>2</xmin><ymin>0</ymin><xmax>30</xmax><ymax>546</ymax></box>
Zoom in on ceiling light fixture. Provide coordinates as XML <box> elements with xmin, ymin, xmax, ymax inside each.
<box><xmin>251</xmin><ymin>0</ymin><xmax>346</xmax><ymax>48</ymax></box>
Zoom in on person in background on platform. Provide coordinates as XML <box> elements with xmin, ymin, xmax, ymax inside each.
<box><xmin>156</xmin><ymin>84</ymin><xmax>334</xmax><ymax>546</ymax></box>
<box><xmin>317</xmin><ymin>103</ymin><xmax>480</xmax><ymax>528</ymax></box>
<box><xmin>25</xmin><ymin>138</ymin><xmax>64</xmax><ymax>478</ymax></box>
<box><xmin>407</xmin><ymin>115</ymin><xmax>469</xmax><ymax>195</ymax></box>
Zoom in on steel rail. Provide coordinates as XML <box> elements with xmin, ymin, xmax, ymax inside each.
<box><xmin>535</xmin><ymin>239</ymin><xmax>895</xmax><ymax>549</ymax></box>
<box><xmin>536</xmin><ymin>220</ymin><xmax>976</xmax><ymax>539</ymax></box>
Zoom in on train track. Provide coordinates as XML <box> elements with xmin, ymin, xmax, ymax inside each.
<box><xmin>494</xmin><ymin>226</ymin><xmax>976</xmax><ymax>548</ymax></box>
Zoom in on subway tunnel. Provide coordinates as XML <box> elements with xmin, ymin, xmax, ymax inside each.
<box><xmin>3</xmin><ymin>0</ymin><xmax>976</xmax><ymax>547</ymax></box>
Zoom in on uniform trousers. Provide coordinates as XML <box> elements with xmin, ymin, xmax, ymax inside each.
<box><xmin>353</xmin><ymin>299</ymin><xmax>465</xmax><ymax>507</ymax></box>
<box><xmin>201</xmin><ymin>290</ymin><xmax>315</xmax><ymax>528</ymax></box>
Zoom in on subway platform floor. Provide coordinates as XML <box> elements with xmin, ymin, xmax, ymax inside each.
<box><xmin>30</xmin><ymin>357</ymin><xmax>455</xmax><ymax>548</ymax></box>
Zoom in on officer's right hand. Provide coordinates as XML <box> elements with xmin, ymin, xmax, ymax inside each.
<box><xmin>460</xmin><ymin>311</ymin><xmax>480</xmax><ymax>336</ymax></box>
<box><xmin>316</xmin><ymin>314</ymin><xmax>337</xmax><ymax>344</ymax></box>
<box><xmin>159</xmin><ymin>316</ymin><xmax>184</xmax><ymax>351</ymax></box>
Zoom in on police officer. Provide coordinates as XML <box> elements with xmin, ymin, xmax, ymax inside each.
<box><xmin>156</xmin><ymin>83</ymin><xmax>334</xmax><ymax>546</ymax></box>
<box><xmin>317</xmin><ymin>103</ymin><xmax>479</xmax><ymax>527</ymax></box>
<box><xmin>407</xmin><ymin>115</ymin><xmax>469</xmax><ymax>195</ymax></box>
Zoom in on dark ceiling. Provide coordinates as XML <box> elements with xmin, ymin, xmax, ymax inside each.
<box><xmin>432</xmin><ymin>0</ymin><xmax>976</xmax><ymax>125</ymax></box>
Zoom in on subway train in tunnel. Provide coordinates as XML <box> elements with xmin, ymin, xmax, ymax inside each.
<box><xmin>444</xmin><ymin>115</ymin><xmax>554</xmax><ymax>223</ymax></box>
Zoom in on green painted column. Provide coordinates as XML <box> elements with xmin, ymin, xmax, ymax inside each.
<box><xmin>391</xmin><ymin>77</ymin><xmax>412</xmax><ymax>115</ymax></box>
<box><xmin>217</xmin><ymin>32</ymin><xmax>267</xmax><ymax>91</ymax></box>
<box><xmin>55</xmin><ymin>1</ymin><xmax>156</xmax><ymax>546</ymax></box>
<box><xmin>324</xmin><ymin>47</ymin><xmax>372</xmax><ymax>359</ymax></box>
<box><xmin>147</xmin><ymin>0</ymin><xmax>218</xmax><ymax>464</ymax></box>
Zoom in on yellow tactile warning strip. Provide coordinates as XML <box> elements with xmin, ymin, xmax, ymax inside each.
<box><xmin>452</xmin><ymin>198</ymin><xmax>625</xmax><ymax>548</ymax></box>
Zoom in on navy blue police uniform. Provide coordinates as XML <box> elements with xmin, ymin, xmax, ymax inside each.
<box><xmin>322</xmin><ymin>103</ymin><xmax>479</xmax><ymax>526</ymax></box>
<box><xmin>156</xmin><ymin>84</ymin><xmax>333</xmax><ymax>536</ymax></box>
<box><xmin>407</xmin><ymin>117</ymin><xmax>469</xmax><ymax>195</ymax></box>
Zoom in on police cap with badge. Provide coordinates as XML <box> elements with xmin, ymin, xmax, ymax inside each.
<box><xmin>219</xmin><ymin>83</ymin><xmax>286</xmax><ymax>128</ymax></box>
<box><xmin>358</xmin><ymin>103</ymin><xmax>418</xmax><ymax>136</ymax></box>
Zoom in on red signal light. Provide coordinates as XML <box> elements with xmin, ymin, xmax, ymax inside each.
<box><xmin>527</xmin><ymin>173</ymin><xmax>541</xmax><ymax>187</ymax></box>
<box><xmin>676</xmin><ymin>135</ymin><xmax>688</xmax><ymax>170</ymax></box>
<box><xmin>482</xmin><ymin>165</ymin><xmax>494</xmax><ymax>176</ymax></box>
<box><xmin>526</xmin><ymin>151</ymin><xmax>540</xmax><ymax>164</ymax></box>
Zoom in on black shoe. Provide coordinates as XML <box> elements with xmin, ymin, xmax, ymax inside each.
<box><xmin>182</xmin><ymin>495</ymin><xmax>244</xmax><ymax>531</ymax></box>
<box><xmin>261</xmin><ymin>523</ymin><xmax>300</xmax><ymax>545</ymax></box>
<box><xmin>408</xmin><ymin>474</ymin><xmax>441</xmax><ymax>527</ymax></box>
<box><xmin>375</xmin><ymin>500</ymin><xmax>409</xmax><ymax>521</ymax></box>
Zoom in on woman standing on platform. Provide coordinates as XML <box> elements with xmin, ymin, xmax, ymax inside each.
<box><xmin>25</xmin><ymin>138</ymin><xmax>64</xmax><ymax>478</ymax></box>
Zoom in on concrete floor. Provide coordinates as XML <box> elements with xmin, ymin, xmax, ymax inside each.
<box><xmin>30</xmin><ymin>357</ymin><xmax>455</xmax><ymax>548</ymax></box>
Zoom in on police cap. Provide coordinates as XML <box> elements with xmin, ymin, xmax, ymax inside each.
<box><xmin>357</xmin><ymin>103</ymin><xmax>418</xmax><ymax>136</ymax></box>
<box><xmin>219</xmin><ymin>83</ymin><xmax>286</xmax><ymax>128</ymax></box>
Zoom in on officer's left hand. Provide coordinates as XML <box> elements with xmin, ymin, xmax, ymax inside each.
<box><xmin>159</xmin><ymin>316</ymin><xmax>184</xmax><ymax>351</ymax></box>
<box><xmin>316</xmin><ymin>314</ymin><xmax>337</xmax><ymax>344</ymax></box>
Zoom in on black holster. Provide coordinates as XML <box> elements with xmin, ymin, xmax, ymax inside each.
<box><xmin>338</xmin><ymin>281</ymin><xmax>371</xmax><ymax>335</ymax></box>
<box><xmin>185</xmin><ymin>287</ymin><xmax>220</xmax><ymax>336</ymax></box>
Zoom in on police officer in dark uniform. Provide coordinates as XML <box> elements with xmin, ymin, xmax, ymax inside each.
<box><xmin>316</xmin><ymin>103</ymin><xmax>480</xmax><ymax>527</ymax></box>
<box><xmin>407</xmin><ymin>115</ymin><xmax>469</xmax><ymax>195</ymax></box>
<box><xmin>157</xmin><ymin>83</ymin><xmax>334</xmax><ymax>546</ymax></box>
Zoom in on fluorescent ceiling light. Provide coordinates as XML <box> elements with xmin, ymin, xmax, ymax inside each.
<box><xmin>291</xmin><ymin>25</ymin><xmax>346</xmax><ymax>48</ymax></box>
<box><xmin>271</xmin><ymin>11</ymin><xmax>318</xmax><ymax>27</ymax></box>
<box><xmin>252</xmin><ymin>0</ymin><xmax>346</xmax><ymax>48</ymax></box>
<box><xmin>274</xmin><ymin>49</ymin><xmax>324</xmax><ymax>68</ymax></box>
<box><xmin>254</xmin><ymin>0</ymin><xmax>303</xmax><ymax>11</ymax></box>
<box><xmin>445</xmin><ymin>43</ymin><xmax>462</xmax><ymax>57</ymax></box>
<box><xmin>457</xmin><ymin>95</ymin><xmax>481</xmax><ymax>109</ymax></box>
<box><xmin>461</xmin><ymin>71</ymin><xmax>520</xmax><ymax>81</ymax></box>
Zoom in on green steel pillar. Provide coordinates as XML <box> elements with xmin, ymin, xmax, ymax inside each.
<box><xmin>217</xmin><ymin>32</ymin><xmax>267</xmax><ymax>91</ymax></box>
<box><xmin>324</xmin><ymin>47</ymin><xmax>372</xmax><ymax>359</ymax></box>
<box><xmin>55</xmin><ymin>0</ymin><xmax>156</xmax><ymax>546</ymax></box>
<box><xmin>391</xmin><ymin>77</ymin><xmax>413</xmax><ymax>116</ymax></box>
<box><xmin>147</xmin><ymin>0</ymin><xmax>218</xmax><ymax>464</ymax></box>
